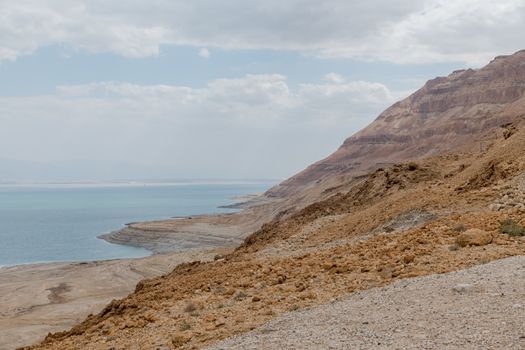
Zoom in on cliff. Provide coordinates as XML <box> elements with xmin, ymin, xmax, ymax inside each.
<box><xmin>268</xmin><ymin>50</ymin><xmax>525</xmax><ymax>198</ymax></box>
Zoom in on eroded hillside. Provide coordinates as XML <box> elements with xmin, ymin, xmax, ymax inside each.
<box><xmin>26</xmin><ymin>121</ymin><xmax>525</xmax><ymax>350</ymax></box>
<box><xmin>268</xmin><ymin>50</ymin><xmax>525</xmax><ymax>200</ymax></box>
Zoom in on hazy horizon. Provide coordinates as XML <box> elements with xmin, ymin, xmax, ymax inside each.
<box><xmin>0</xmin><ymin>178</ymin><xmax>279</xmax><ymax>185</ymax></box>
<box><xmin>2</xmin><ymin>0</ymin><xmax>525</xmax><ymax>181</ymax></box>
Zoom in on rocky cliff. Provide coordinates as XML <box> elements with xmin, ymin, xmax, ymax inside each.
<box><xmin>268</xmin><ymin>50</ymin><xmax>525</xmax><ymax>197</ymax></box>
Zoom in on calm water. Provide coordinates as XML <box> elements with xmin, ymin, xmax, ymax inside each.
<box><xmin>0</xmin><ymin>182</ymin><xmax>272</xmax><ymax>267</ymax></box>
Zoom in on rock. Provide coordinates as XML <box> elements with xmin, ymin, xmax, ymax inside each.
<box><xmin>215</xmin><ymin>319</ymin><xmax>226</xmax><ymax>327</ymax></box>
<box><xmin>455</xmin><ymin>229</ymin><xmax>492</xmax><ymax>247</ymax></box>
<box><xmin>252</xmin><ymin>296</ymin><xmax>261</xmax><ymax>302</ymax></box>
<box><xmin>379</xmin><ymin>266</ymin><xmax>396</xmax><ymax>279</ymax></box>
<box><xmin>489</xmin><ymin>203</ymin><xmax>504</xmax><ymax>211</ymax></box>
<box><xmin>171</xmin><ymin>332</ymin><xmax>192</xmax><ymax>347</ymax></box>
<box><xmin>204</xmin><ymin>314</ymin><xmax>216</xmax><ymax>322</ymax></box>
<box><xmin>402</xmin><ymin>254</ymin><xmax>415</xmax><ymax>264</ymax></box>
<box><xmin>322</xmin><ymin>263</ymin><xmax>335</xmax><ymax>270</ymax></box>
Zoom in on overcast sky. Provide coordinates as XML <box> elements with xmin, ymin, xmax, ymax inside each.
<box><xmin>1</xmin><ymin>0</ymin><xmax>525</xmax><ymax>182</ymax></box>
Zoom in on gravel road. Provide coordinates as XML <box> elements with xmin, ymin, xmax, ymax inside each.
<box><xmin>208</xmin><ymin>256</ymin><xmax>525</xmax><ymax>350</ymax></box>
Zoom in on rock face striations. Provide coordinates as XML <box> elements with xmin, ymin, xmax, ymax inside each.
<box><xmin>268</xmin><ymin>50</ymin><xmax>525</xmax><ymax>198</ymax></box>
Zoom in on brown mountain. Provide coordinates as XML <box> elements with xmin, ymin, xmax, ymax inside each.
<box><xmin>268</xmin><ymin>50</ymin><xmax>525</xmax><ymax>198</ymax></box>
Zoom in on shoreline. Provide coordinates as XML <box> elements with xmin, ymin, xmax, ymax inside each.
<box><xmin>0</xmin><ymin>192</ymin><xmax>275</xmax><ymax>349</ymax></box>
<box><xmin>0</xmin><ymin>191</ymin><xmax>268</xmax><ymax>270</ymax></box>
<box><xmin>98</xmin><ymin>213</ymin><xmax>247</xmax><ymax>254</ymax></box>
<box><xmin>97</xmin><ymin>193</ymin><xmax>273</xmax><ymax>254</ymax></box>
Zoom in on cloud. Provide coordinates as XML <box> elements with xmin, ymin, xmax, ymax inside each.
<box><xmin>198</xmin><ymin>47</ymin><xmax>210</xmax><ymax>58</ymax></box>
<box><xmin>54</xmin><ymin>75</ymin><xmax>396</xmax><ymax>125</ymax></box>
<box><xmin>323</xmin><ymin>73</ymin><xmax>346</xmax><ymax>84</ymax></box>
<box><xmin>0</xmin><ymin>0</ymin><xmax>524</xmax><ymax>64</ymax></box>
<box><xmin>0</xmin><ymin>74</ymin><xmax>399</xmax><ymax>179</ymax></box>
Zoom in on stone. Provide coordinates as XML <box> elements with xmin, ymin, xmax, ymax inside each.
<box><xmin>402</xmin><ymin>254</ymin><xmax>415</xmax><ymax>264</ymax></box>
<box><xmin>455</xmin><ymin>229</ymin><xmax>492</xmax><ymax>247</ymax></box>
<box><xmin>171</xmin><ymin>332</ymin><xmax>192</xmax><ymax>347</ymax></box>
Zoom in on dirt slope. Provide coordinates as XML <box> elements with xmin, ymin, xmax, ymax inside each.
<box><xmin>208</xmin><ymin>256</ymin><xmax>525</xmax><ymax>350</ymax></box>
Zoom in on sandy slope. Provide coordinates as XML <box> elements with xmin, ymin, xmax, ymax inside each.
<box><xmin>209</xmin><ymin>256</ymin><xmax>525</xmax><ymax>350</ymax></box>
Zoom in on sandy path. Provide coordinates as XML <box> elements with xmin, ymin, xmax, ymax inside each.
<box><xmin>209</xmin><ymin>256</ymin><xmax>525</xmax><ymax>350</ymax></box>
<box><xmin>0</xmin><ymin>249</ymin><xmax>226</xmax><ymax>350</ymax></box>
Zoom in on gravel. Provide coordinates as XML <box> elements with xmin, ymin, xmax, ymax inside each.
<box><xmin>208</xmin><ymin>256</ymin><xmax>525</xmax><ymax>350</ymax></box>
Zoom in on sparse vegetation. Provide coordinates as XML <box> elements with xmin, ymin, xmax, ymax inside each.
<box><xmin>233</xmin><ymin>291</ymin><xmax>247</xmax><ymax>301</ymax></box>
<box><xmin>500</xmin><ymin>219</ymin><xmax>525</xmax><ymax>236</ymax></box>
<box><xmin>289</xmin><ymin>305</ymin><xmax>300</xmax><ymax>311</ymax></box>
<box><xmin>448</xmin><ymin>244</ymin><xmax>460</xmax><ymax>251</ymax></box>
<box><xmin>180</xmin><ymin>321</ymin><xmax>191</xmax><ymax>331</ymax></box>
<box><xmin>453</xmin><ymin>224</ymin><xmax>467</xmax><ymax>232</ymax></box>
<box><xmin>407</xmin><ymin>162</ymin><xmax>419</xmax><ymax>171</ymax></box>
<box><xmin>183</xmin><ymin>302</ymin><xmax>197</xmax><ymax>313</ymax></box>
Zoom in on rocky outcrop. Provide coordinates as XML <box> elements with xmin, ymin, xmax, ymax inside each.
<box><xmin>455</xmin><ymin>229</ymin><xmax>493</xmax><ymax>247</ymax></box>
<box><xmin>268</xmin><ymin>50</ymin><xmax>525</xmax><ymax>198</ymax></box>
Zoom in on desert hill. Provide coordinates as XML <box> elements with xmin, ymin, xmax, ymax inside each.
<box><xmin>268</xmin><ymin>50</ymin><xmax>525</xmax><ymax>200</ymax></box>
<box><xmin>25</xmin><ymin>51</ymin><xmax>525</xmax><ymax>349</ymax></box>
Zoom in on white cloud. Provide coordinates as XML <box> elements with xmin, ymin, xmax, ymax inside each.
<box><xmin>0</xmin><ymin>74</ymin><xmax>399</xmax><ymax>179</ymax></box>
<box><xmin>0</xmin><ymin>0</ymin><xmax>524</xmax><ymax>64</ymax></box>
<box><xmin>198</xmin><ymin>47</ymin><xmax>210</xmax><ymax>58</ymax></box>
<box><xmin>323</xmin><ymin>73</ymin><xmax>345</xmax><ymax>84</ymax></box>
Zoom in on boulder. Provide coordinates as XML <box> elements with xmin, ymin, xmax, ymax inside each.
<box><xmin>455</xmin><ymin>229</ymin><xmax>492</xmax><ymax>247</ymax></box>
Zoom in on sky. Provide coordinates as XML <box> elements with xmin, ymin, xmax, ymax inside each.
<box><xmin>1</xmin><ymin>0</ymin><xmax>525</xmax><ymax>182</ymax></box>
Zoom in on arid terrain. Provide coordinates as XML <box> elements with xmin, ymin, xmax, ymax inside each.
<box><xmin>24</xmin><ymin>120</ymin><xmax>525</xmax><ymax>350</ymax></box>
<box><xmin>0</xmin><ymin>248</ymin><xmax>233</xmax><ymax>350</ymax></box>
<box><xmin>5</xmin><ymin>50</ymin><xmax>525</xmax><ymax>349</ymax></box>
<box><xmin>208</xmin><ymin>255</ymin><xmax>525</xmax><ymax>349</ymax></box>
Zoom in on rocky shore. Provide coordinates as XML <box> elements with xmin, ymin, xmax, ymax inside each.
<box><xmin>98</xmin><ymin>194</ymin><xmax>275</xmax><ymax>254</ymax></box>
<box><xmin>98</xmin><ymin>216</ymin><xmax>246</xmax><ymax>254</ymax></box>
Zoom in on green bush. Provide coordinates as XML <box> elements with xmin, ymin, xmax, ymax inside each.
<box><xmin>500</xmin><ymin>219</ymin><xmax>525</xmax><ymax>237</ymax></box>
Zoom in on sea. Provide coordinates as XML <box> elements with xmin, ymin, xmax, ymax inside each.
<box><xmin>0</xmin><ymin>181</ymin><xmax>273</xmax><ymax>267</ymax></box>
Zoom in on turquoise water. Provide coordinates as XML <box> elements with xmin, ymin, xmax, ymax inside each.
<box><xmin>0</xmin><ymin>182</ymin><xmax>272</xmax><ymax>267</ymax></box>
